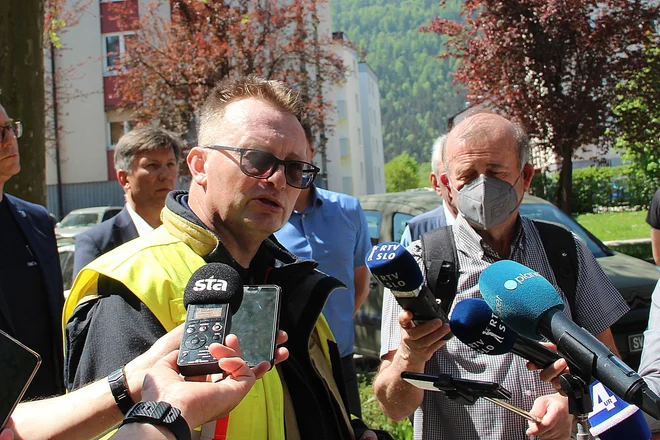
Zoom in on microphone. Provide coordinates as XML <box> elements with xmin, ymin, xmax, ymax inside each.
<box><xmin>450</xmin><ymin>298</ymin><xmax>560</xmax><ymax>368</ymax></box>
<box><xmin>479</xmin><ymin>260</ymin><xmax>660</xmax><ymax>419</ymax></box>
<box><xmin>177</xmin><ymin>263</ymin><xmax>244</xmax><ymax>376</ymax></box>
<box><xmin>366</xmin><ymin>242</ymin><xmax>450</xmax><ymax>334</ymax></box>
<box><xmin>589</xmin><ymin>380</ymin><xmax>651</xmax><ymax>439</ymax></box>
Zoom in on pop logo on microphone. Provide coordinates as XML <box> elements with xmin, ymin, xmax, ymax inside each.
<box><xmin>193</xmin><ymin>278</ymin><xmax>228</xmax><ymax>292</ymax></box>
<box><xmin>503</xmin><ymin>271</ymin><xmax>542</xmax><ymax>290</ymax></box>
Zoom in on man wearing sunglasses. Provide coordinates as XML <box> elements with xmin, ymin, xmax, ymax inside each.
<box><xmin>63</xmin><ymin>76</ymin><xmax>380</xmax><ymax>440</ymax></box>
<box><xmin>0</xmin><ymin>103</ymin><xmax>65</xmax><ymax>400</ymax></box>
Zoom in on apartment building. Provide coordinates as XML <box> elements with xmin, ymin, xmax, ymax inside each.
<box><xmin>45</xmin><ymin>1</ymin><xmax>385</xmax><ymax>216</ymax></box>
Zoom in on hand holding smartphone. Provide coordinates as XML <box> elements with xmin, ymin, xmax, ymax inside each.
<box><xmin>0</xmin><ymin>330</ymin><xmax>41</xmax><ymax>429</ymax></box>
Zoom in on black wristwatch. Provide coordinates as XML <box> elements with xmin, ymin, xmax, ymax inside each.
<box><xmin>108</xmin><ymin>367</ymin><xmax>135</xmax><ymax>415</ymax></box>
<box><xmin>120</xmin><ymin>401</ymin><xmax>191</xmax><ymax>440</ymax></box>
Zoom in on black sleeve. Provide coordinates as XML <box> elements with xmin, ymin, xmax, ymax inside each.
<box><xmin>647</xmin><ymin>189</ymin><xmax>660</xmax><ymax>229</ymax></box>
<box><xmin>64</xmin><ymin>276</ymin><xmax>167</xmax><ymax>391</ymax></box>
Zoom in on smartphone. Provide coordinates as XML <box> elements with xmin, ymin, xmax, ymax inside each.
<box><xmin>231</xmin><ymin>285</ymin><xmax>281</xmax><ymax>368</ymax></box>
<box><xmin>401</xmin><ymin>371</ymin><xmax>511</xmax><ymax>400</ymax></box>
<box><xmin>0</xmin><ymin>329</ymin><xmax>41</xmax><ymax>429</ymax></box>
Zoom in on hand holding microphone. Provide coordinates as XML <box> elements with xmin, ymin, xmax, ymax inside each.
<box><xmin>366</xmin><ymin>242</ymin><xmax>452</xmax><ymax>365</ymax></box>
<box><xmin>479</xmin><ymin>260</ymin><xmax>660</xmax><ymax>420</ymax></box>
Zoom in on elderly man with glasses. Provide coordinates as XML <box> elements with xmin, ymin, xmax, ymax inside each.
<box><xmin>0</xmin><ymin>103</ymin><xmax>65</xmax><ymax>400</ymax></box>
<box><xmin>63</xmin><ymin>75</ymin><xmax>379</xmax><ymax>440</ymax></box>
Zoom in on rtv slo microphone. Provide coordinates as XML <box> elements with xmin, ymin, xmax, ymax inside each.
<box><xmin>366</xmin><ymin>242</ymin><xmax>450</xmax><ymax>335</ymax></box>
<box><xmin>450</xmin><ymin>297</ymin><xmax>560</xmax><ymax>368</ymax></box>
<box><xmin>479</xmin><ymin>260</ymin><xmax>660</xmax><ymax>419</ymax></box>
<box><xmin>177</xmin><ymin>263</ymin><xmax>244</xmax><ymax>376</ymax></box>
<box><xmin>589</xmin><ymin>380</ymin><xmax>651</xmax><ymax>440</ymax></box>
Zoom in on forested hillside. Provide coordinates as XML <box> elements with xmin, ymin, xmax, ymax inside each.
<box><xmin>331</xmin><ymin>0</ymin><xmax>466</xmax><ymax>162</ymax></box>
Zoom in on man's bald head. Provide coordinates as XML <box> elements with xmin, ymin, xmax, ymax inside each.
<box><xmin>443</xmin><ymin>112</ymin><xmax>530</xmax><ymax>172</ymax></box>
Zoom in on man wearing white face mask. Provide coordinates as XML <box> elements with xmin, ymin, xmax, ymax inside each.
<box><xmin>374</xmin><ymin>111</ymin><xmax>628</xmax><ymax>440</ymax></box>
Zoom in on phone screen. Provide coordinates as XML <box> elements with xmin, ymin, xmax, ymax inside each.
<box><xmin>231</xmin><ymin>285</ymin><xmax>281</xmax><ymax>368</ymax></box>
<box><xmin>0</xmin><ymin>330</ymin><xmax>41</xmax><ymax>429</ymax></box>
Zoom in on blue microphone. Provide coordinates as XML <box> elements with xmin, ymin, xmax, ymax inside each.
<box><xmin>479</xmin><ymin>260</ymin><xmax>660</xmax><ymax>419</ymax></box>
<box><xmin>366</xmin><ymin>242</ymin><xmax>450</xmax><ymax>332</ymax></box>
<box><xmin>589</xmin><ymin>380</ymin><xmax>651</xmax><ymax>439</ymax></box>
<box><xmin>451</xmin><ymin>298</ymin><xmax>560</xmax><ymax>367</ymax></box>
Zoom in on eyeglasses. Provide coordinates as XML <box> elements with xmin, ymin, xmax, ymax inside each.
<box><xmin>1</xmin><ymin>120</ymin><xmax>22</xmax><ymax>140</ymax></box>
<box><xmin>205</xmin><ymin>145</ymin><xmax>320</xmax><ymax>189</ymax></box>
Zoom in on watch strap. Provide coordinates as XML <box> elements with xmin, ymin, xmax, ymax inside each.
<box><xmin>108</xmin><ymin>366</ymin><xmax>135</xmax><ymax>415</ymax></box>
<box><xmin>121</xmin><ymin>401</ymin><xmax>191</xmax><ymax>440</ymax></box>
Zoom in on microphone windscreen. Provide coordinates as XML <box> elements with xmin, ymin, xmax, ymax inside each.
<box><xmin>450</xmin><ymin>298</ymin><xmax>517</xmax><ymax>355</ymax></box>
<box><xmin>365</xmin><ymin>242</ymin><xmax>423</xmax><ymax>292</ymax></box>
<box><xmin>589</xmin><ymin>380</ymin><xmax>651</xmax><ymax>439</ymax></box>
<box><xmin>183</xmin><ymin>263</ymin><xmax>244</xmax><ymax>313</ymax></box>
<box><xmin>478</xmin><ymin>260</ymin><xmax>564</xmax><ymax>340</ymax></box>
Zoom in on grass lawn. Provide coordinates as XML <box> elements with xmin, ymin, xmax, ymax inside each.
<box><xmin>574</xmin><ymin>210</ymin><xmax>650</xmax><ymax>242</ymax></box>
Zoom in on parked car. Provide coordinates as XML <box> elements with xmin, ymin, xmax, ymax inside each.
<box><xmin>55</xmin><ymin>206</ymin><xmax>122</xmax><ymax>240</ymax></box>
<box><xmin>355</xmin><ymin>189</ymin><xmax>660</xmax><ymax>370</ymax></box>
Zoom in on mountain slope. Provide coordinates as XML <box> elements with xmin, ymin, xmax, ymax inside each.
<box><xmin>331</xmin><ymin>0</ymin><xmax>466</xmax><ymax>162</ymax></box>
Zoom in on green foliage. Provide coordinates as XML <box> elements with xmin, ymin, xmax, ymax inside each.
<box><xmin>610</xmin><ymin>37</ymin><xmax>660</xmax><ymax>181</ymax></box>
<box><xmin>359</xmin><ymin>369</ymin><xmax>413</xmax><ymax>440</ymax></box>
<box><xmin>385</xmin><ymin>153</ymin><xmax>420</xmax><ymax>192</ymax></box>
<box><xmin>417</xmin><ymin>161</ymin><xmax>432</xmax><ymax>188</ymax></box>
<box><xmin>331</xmin><ymin>0</ymin><xmax>466</xmax><ymax>163</ymax></box>
<box><xmin>532</xmin><ymin>165</ymin><xmax>660</xmax><ymax>214</ymax></box>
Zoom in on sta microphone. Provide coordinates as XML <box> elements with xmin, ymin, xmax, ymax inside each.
<box><xmin>177</xmin><ymin>263</ymin><xmax>244</xmax><ymax>376</ymax></box>
<box><xmin>450</xmin><ymin>297</ymin><xmax>560</xmax><ymax>368</ymax></box>
<box><xmin>589</xmin><ymin>380</ymin><xmax>651</xmax><ymax>439</ymax></box>
<box><xmin>366</xmin><ymin>242</ymin><xmax>450</xmax><ymax>336</ymax></box>
<box><xmin>479</xmin><ymin>260</ymin><xmax>660</xmax><ymax>419</ymax></box>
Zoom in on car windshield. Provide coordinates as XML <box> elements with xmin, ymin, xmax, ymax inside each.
<box><xmin>519</xmin><ymin>203</ymin><xmax>611</xmax><ymax>258</ymax></box>
<box><xmin>59</xmin><ymin>212</ymin><xmax>101</xmax><ymax>228</ymax></box>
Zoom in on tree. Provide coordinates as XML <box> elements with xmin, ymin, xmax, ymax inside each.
<box><xmin>385</xmin><ymin>153</ymin><xmax>420</xmax><ymax>192</ymax></box>
<box><xmin>0</xmin><ymin>0</ymin><xmax>46</xmax><ymax>204</ymax></box>
<box><xmin>110</xmin><ymin>0</ymin><xmax>345</xmax><ymax>177</ymax></box>
<box><xmin>424</xmin><ymin>0</ymin><xmax>659</xmax><ymax>214</ymax></box>
<box><xmin>609</xmin><ymin>36</ymin><xmax>660</xmax><ymax>180</ymax></box>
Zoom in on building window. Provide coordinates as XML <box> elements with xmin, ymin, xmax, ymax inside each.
<box><xmin>103</xmin><ymin>32</ymin><xmax>135</xmax><ymax>75</ymax></box>
<box><xmin>108</xmin><ymin>120</ymin><xmax>135</xmax><ymax>148</ymax></box>
<box><xmin>337</xmin><ymin>100</ymin><xmax>347</xmax><ymax>119</ymax></box>
<box><xmin>355</xmin><ymin>94</ymin><xmax>360</xmax><ymax>113</ymax></box>
<box><xmin>357</xmin><ymin>127</ymin><xmax>362</xmax><ymax>145</ymax></box>
<box><xmin>340</xmin><ymin>138</ymin><xmax>350</xmax><ymax>157</ymax></box>
<box><xmin>342</xmin><ymin>176</ymin><xmax>353</xmax><ymax>194</ymax></box>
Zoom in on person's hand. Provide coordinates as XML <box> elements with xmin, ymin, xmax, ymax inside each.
<box><xmin>358</xmin><ymin>430</ymin><xmax>378</xmax><ymax>440</ymax></box>
<box><xmin>526</xmin><ymin>342</ymin><xmax>570</xmax><ymax>394</ymax></box>
<box><xmin>397</xmin><ymin>309</ymin><xmax>451</xmax><ymax>367</ymax></box>
<box><xmin>140</xmin><ymin>334</ymin><xmax>257</xmax><ymax>429</ymax></box>
<box><xmin>247</xmin><ymin>330</ymin><xmax>289</xmax><ymax>379</ymax></box>
<box><xmin>123</xmin><ymin>324</ymin><xmax>186</xmax><ymax>402</ymax></box>
<box><xmin>0</xmin><ymin>428</ymin><xmax>13</xmax><ymax>440</ymax></box>
<box><xmin>526</xmin><ymin>393</ymin><xmax>573</xmax><ymax>439</ymax></box>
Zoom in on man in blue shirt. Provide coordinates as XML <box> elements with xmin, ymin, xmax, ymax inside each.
<box><xmin>275</xmin><ymin>144</ymin><xmax>371</xmax><ymax>418</ymax></box>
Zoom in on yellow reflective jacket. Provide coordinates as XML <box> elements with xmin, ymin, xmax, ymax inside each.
<box><xmin>63</xmin><ymin>194</ymin><xmax>353</xmax><ymax>439</ymax></box>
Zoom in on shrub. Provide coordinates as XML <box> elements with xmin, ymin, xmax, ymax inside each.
<box><xmin>532</xmin><ymin>165</ymin><xmax>660</xmax><ymax>214</ymax></box>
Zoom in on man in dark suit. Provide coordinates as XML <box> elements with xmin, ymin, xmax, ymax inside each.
<box><xmin>0</xmin><ymin>102</ymin><xmax>65</xmax><ymax>399</ymax></box>
<box><xmin>72</xmin><ymin>126</ymin><xmax>182</xmax><ymax>278</ymax></box>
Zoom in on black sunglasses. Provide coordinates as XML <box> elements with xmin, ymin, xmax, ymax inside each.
<box><xmin>205</xmin><ymin>145</ymin><xmax>320</xmax><ymax>189</ymax></box>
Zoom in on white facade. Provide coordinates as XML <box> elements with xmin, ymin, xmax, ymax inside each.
<box><xmin>358</xmin><ymin>63</ymin><xmax>386</xmax><ymax>194</ymax></box>
<box><xmin>323</xmin><ymin>33</ymin><xmax>385</xmax><ymax>196</ymax></box>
